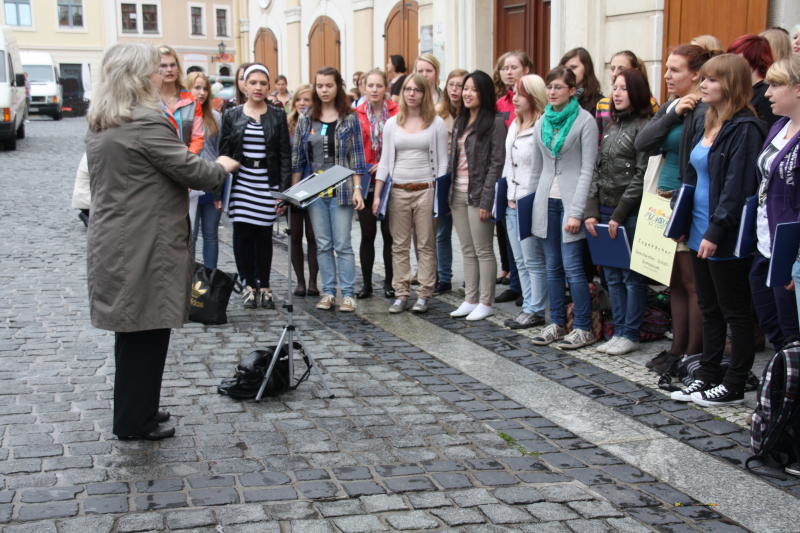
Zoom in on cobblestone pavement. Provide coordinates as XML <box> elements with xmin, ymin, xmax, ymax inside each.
<box><xmin>1</xmin><ymin>118</ymin><xmax>799</xmax><ymax>532</ymax></box>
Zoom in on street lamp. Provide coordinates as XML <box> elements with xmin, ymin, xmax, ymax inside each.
<box><xmin>218</xmin><ymin>41</ymin><xmax>226</xmax><ymax>56</ymax></box>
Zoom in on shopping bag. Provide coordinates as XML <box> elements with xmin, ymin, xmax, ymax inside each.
<box><xmin>189</xmin><ymin>262</ymin><xmax>240</xmax><ymax>325</ymax></box>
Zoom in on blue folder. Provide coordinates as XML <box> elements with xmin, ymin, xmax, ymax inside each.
<box><xmin>734</xmin><ymin>195</ymin><xmax>758</xmax><ymax>258</ymax></box>
<box><xmin>663</xmin><ymin>184</ymin><xmax>695</xmax><ymax>239</ymax></box>
<box><xmin>767</xmin><ymin>221</ymin><xmax>800</xmax><ymax>287</ymax></box>
<box><xmin>586</xmin><ymin>224</ymin><xmax>631</xmax><ymax>269</ymax></box>
<box><xmin>434</xmin><ymin>174</ymin><xmax>451</xmax><ymax>218</ymax></box>
<box><xmin>360</xmin><ymin>174</ymin><xmax>372</xmax><ymax>192</ymax></box>
<box><xmin>492</xmin><ymin>178</ymin><xmax>508</xmax><ymax>222</ymax></box>
<box><xmin>377</xmin><ymin>176</ymin><xmax>392</xmax><ymax>220</ymax></box>
<box><xmin>516</xmin><ymin>192</ymin><xmax>535</xmax><ymax>240</ymax></box>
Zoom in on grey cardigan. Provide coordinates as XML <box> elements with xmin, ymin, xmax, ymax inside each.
<box><xmin>530</xmin><ymin>108</ymin><xmax>599</xmax><ymax>243</ymax></box>
<box><xmin>376</xmin><ymin>115</ymin><xmax>449</xmax><ymax>182</ymax></box>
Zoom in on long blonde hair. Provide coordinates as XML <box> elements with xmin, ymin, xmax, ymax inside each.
<box><xmin>157</xmin><ymin>44</ymin><xmax>185</xmax><ymax>91</ymax></box>
<box><xmin>186</xmin><ymin>71</ymin><xmax>217</xmax><ymax>137</ymax></box>
<box><xmin>760</xmin><ymin>28</ymin><xmax>792</xmax><ymax>62</ymax></box>
<box><xmin>700</xmin><ymin>54</ymin><xmax>754</xmax><ymax>133</ymax></box>
<box><xmin>514</xmin><ymin>74</ymin><xmax>547</xmax><ymax>127</ymax></box>
<box><xmin>437</xmin><ymin>68</ymin><xmax>468</xmax><ymax>119</ymax></box>
<box><xmin>287</xmin><ymin>84</ymin><xmax>312</xmax><ymax>135</ymax></box>
<box><xmin>397</xmin><ymin>74</ymin><xmax>436</xmax><ymax>128</ymax></box>
<box><xmin>87</xmin><ymin>43</ymin><xmax>161</xmax><ymax>132</ymax></box>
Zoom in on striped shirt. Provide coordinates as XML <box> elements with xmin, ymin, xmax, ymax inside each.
<box><xmin>228</xmin><ymin>121</ymin><xmax>278</xmax><ymax>226</ymax></box>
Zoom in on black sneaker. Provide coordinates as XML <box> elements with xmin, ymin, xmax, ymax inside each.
<box><xmin>259</xmin><ymin>289</ymin><xmax>275</xmax><ymax>309</ymax></box>
<box><xmin>515</xmin><ymin>295</ymin><xmax>523</xmax><ymax>307</ymax></box>
<box><xmin>433</xmin><ymin>281</ymin><xmax>452</xmax><ymax>295</ymax></box>
<box><xmin>669</xmin><ymin>379</ymin><xmax>708</xmax><ymax>402</ymax></box>
<box><xmin>495</xmin><ymin>289</ymin><xmax>520</xmax><ymax>303</ymax></box>
<box><xmin>646</xmin><ymin>350</ymin><xmax>671</xmax><ymax>369</ymax></box>
<box><xmin>691</xmin><ymin>384</ymin><xmax>744</xmax><ymax>407</ymax></box>
<box><xmin>786</xmin><ymin>463</ymin><xmax>800</xmax><ymax>477</ymax></box>
<box><xmin>242</xmin><ymin>286</ymin><xmax>257</xmax><ymax>309</ymax></box>
<box><xmin>504</xmin><ymin>312</ymin><xmax>545</xmax><ymax>330</ymax></box>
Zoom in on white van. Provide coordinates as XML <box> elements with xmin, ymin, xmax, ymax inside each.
<box><xmin>21</xmin><ymin>51</ymin><xmax>63</xmax><ymax>121</ymax></box>
<box><xmin>0</xmin><ymin>26</ymin><xmax>27</xmax><ymax>150</ymax></box>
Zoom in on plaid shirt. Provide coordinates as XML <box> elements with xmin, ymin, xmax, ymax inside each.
<box><xmin>291</xmin><ymin>112</ymin><xmax>367</xmax><ymax>206</ymax></box>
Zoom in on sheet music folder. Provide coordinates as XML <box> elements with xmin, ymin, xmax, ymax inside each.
<box><xmin>272</xmin><ymin>165</ymin><xmax>355</xmax><ymax>208</ymax></box>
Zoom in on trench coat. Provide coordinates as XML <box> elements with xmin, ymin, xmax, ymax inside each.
<box><xmin>85</xmin><ymin>105</ymin><xmax>227</xmax><ymax>332</ymax></box>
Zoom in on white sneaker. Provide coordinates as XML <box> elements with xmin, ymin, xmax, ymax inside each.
<box><xmin>670</xmin><ymin>379</ymin><xmax>708</xmax><ymax>402</ymax></box>
<box><xmin>466</xmin><ymin>304</ymin><xmax>494</xmax><ymax>321</ymax></box>
<box><xmin>606</xmin><ymin>337</ymin><xmax>640</xmax><ymax>356</ymax></box>
<box><xmin>596</xmin><ymin>336</ymin><xmax>622</xmax><ymax>353</ymax></box>
<box><xmin>555</xmin><ymin>328</ymin><xmax>596</xmax><ymax>350</ymax></box>
<box><xmin>450</xmin><ymin>302</ymin><xmax>478</xmax><ymax>318</ymax></box>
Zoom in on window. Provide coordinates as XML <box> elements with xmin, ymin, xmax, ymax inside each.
<box><xmin>215</xmin><ymin>8</ymin><xmax>228</xmax><ymax>37</ymax></box>
<box><xmin>120</xmin><ymin>2</ymin><xmax>137</xmax><ymax>33</ymax></box>
<box><xmin>58</xmin><ymin>0</ymin><xmax>83</xmax><ymax>28</ymax></box>
<box><xmin>142</xmin><ymin>3</ymin><xmax>158</xmax><ymax>33</ymax></box>
<box><xmin>190</xmin><ymin>6</ymin><xmax>203</xmax><ymax>35</ymax></box>
<box><xmin>4</xmin><ymin>0</ymin><xmax>32</xmax><ymax>26</ymax></box>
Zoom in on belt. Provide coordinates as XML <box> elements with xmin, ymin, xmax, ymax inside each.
<box><xmin>657</xmin><ymin>189</ymin><xmax>674</xmax><ymax>199</ymax></box>
<box><xmin>241</xmin><ymin>156</ymin><xmax>268</xmax><ymax>169</ymax></box>
<box><xmin>393</xmin><ymin>181</ymin><xmax>432</xmax><ymax>191</ymax></box>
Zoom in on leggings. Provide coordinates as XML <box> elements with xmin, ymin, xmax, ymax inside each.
<box><xmin>233</xmin><ymin>222</ymin><xmax>273</xmax><ymax>289</ymax></box>
<box><xmin>290</xmin><ymin>207</ymin><xmax>318</xmax><ymax>289</ymax></box>
<box><xmin>357</xmin><ymin>189</ymin><xmax>393</xmax><ymax>288</ymax></box>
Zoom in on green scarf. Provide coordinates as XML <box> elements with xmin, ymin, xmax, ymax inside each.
<box><xmin>541</xmin><ymin>97</ymin><xmax>581</xmax><ymax>157</ymax></box>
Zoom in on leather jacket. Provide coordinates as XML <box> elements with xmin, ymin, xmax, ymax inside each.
<box><xmin>219</xmin><ymin>103</ymin><xmax>291</xmax><ymax>190</ymax></box>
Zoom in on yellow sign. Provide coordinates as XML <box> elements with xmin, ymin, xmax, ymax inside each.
<box><xmin>630</xmin><ymin>192</ymin><xmax>677</xmax><ymax>285</ymax></box>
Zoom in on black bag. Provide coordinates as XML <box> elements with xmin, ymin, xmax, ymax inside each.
<box><xmin>217</xmin><ymin>342</ymin><xmax>312</xmax><ymax>399</ymax></box>
<box><xmin>189</xmin><ymin>262</ymin><xmax>240</xmax><ymax>325</ymax></box>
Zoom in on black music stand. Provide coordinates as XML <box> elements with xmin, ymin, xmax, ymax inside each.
<box><xmin>254</xmin><ymin>165</ymin><xmax>356</xmax><ymax>400</ymax></box>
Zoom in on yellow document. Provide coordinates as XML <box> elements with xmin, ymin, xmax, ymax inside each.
<box><xmin>630</xmin><ymin>192</ymin><xmax>677</xmax><ymax>285</ymax></box>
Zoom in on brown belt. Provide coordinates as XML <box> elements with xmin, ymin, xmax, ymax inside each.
<box><xmin>393</xmin><ymin>181</ymin><xmax>433</xmax><ymax>191</ymax></box>
<box><xmin>657</xmin><ymin>189</ymin><xmax>674</xmax><ymax>199</ymax></box>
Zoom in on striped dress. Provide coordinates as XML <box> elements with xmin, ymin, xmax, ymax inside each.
<box><xmin>228</xmin><ymin>121</ymin><xmax>278</xmax><ymax>226</ymax></box>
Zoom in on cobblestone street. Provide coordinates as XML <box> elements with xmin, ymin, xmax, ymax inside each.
<box><xmin>1</xmin><ymin>118</ymin><xmax>800</xmax><ymax>532</ymax></box>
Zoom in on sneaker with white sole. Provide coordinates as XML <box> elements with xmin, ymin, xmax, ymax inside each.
<box><xmin>504</xmin><ymin>312</ymin><xmax>545</xmax><ymax>330</ymax></box>
<box><xmin>411</xmin><ymin>298</ymin><xmax>428</xmax><ymax>313</ymax></box>
<box><xmin>555</xmin><ymin>328</ymin><xmax>596</xmax><ymax>350</ymax></box>
<box><xmin>450</xmin><ymin>302</ymin><xmax>478</xmax><ymax>318</ymax></box>
<box><xmin>786</xmin><ymin>463</ymin><xmax>800</xmax><ymax>477</ymax></box>
<box><xmin>259</xmin><ymin>288</ymin><xmax>275</xmax><ymax>309</ymax></box>
<box><xmin>242</xmin><ymin>286</ymin><xmax>257</xmax><ymax>309</ymax></box>
<box><xmin>670</xmin><ymin>379</ymin><xmax>708</xmax><ymax>402</ymax></box>
<box><xmin>339</xmin><ymin>296</ymin><xmax>357</xmax><ymax>312</ymax></box>
<box><xmin>466</xmin><ymin>303</ymin><xmax>494</xmax><ymax>321</ymax></box>
<box><xmin>532</xmin><ymin>323</ymin><xmax>566</xmax><ymax>346</ymax></box>
<box><xmin>596</xmin><ymin>336</ymin><xmax>622</xmax><ymax>353</ymax></box>
<box><xmin>691</xmin><ymin>384</ymin><xmax>744</xmax><ymax>407</ymax></box>
<box><xmin>388</xmin><ymin>298</ymin><xmax>408</xmax><ymax>313</ymax></box>
<box><xmin>316</xmin><ymin>294</ymin><xmax>335</xmax><ymax>310</ymax></box>
<box><xmin>606</xmin><ymin>337</ymin><xmax>640</xmax><ymax>356</ymax></box>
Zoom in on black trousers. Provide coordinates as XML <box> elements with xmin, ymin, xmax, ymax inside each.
<box><xmin>233</xmin><ymin>222</ymin><xmax>273</xmax><ymax>288</ymax></box>
<box><xmin>692</xmin><ymin>255</ymin><xmax>754</xmax><ymax>392</ymax></box>
<box><xmin>113</xmin><ymin>329</ymin><xmax>171</xmax><ymax>436</ymax></box>
<box><xmin>750</xmin><ymin>251</ymin><xmax>800</xmax><ymax>350</ymax></box>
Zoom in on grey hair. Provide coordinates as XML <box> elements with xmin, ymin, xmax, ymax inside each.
<box><xmin>87</xmin><ymin>43</ymin><xmax>161</xmax><ymax>132</ymax></box>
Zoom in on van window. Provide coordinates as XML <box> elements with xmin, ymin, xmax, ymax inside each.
<box><xmin>0</xmin><ymin>54</ymin><xmax>6</xmax><ymax>83</ymax></box>
<box><xmin>24</xmin><ymin>65</ymin><xmax>55</xmax><ymax>83</ymax></box>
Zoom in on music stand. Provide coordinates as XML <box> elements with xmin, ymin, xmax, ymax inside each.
<box><xmin>254</xmin><ymin>165</ymin><xmax>356</xmax><ymax>400</ymax></box>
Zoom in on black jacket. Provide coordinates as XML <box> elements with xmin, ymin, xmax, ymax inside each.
<box><xmin>683</xmin><ymin>110</ymin><xmax>767</xmax><ymax>257</ymax></box>
<box><xmin>219</xmin><ymin>103</ymin><xmax>291</xmax><ymax>191</ymax></box>
<box><xmin>635</xmin><ymin>99</ymin><xmax>707</xmax><ymax>187</ymax></box>
<box><xmin>448</xmin><ymin>113</ymin><xmax>507</xmax><ymax>211</ymax></box>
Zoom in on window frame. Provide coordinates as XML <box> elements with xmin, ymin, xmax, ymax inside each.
<box><xmin>4</xmin><ymin>0</ymin><xmax>33</xmax><ymax>27</ymax></box>
<box><xmin>213</xmin><ymin>4</ymin><xmax>230</xmax><ymax>39</ymax></box>
<box><xmin>188</xmin><ymin>2</ymin><xmax>205</xmax><ymax>38</ymax></box>
<box><xmin>57</xmin><ymin>0</ymin><xmax>83</xmax><ymax>29</ymax></box>
<box><xmin>117</xmin><ymin>0</ymin><xmax>161</xmax><ymax>37</ymax></box>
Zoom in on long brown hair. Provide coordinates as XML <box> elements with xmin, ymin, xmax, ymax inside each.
<box><xmin>437</xmin><ymin>68</ymin><xmax>468</xmax><ymax>119</ymax></box>
<box><xmin>287</xmin><ymin>84</ymin><xmax>312</xmax><ymax>135</ymax></box>
<box><xmin>185</xmin><ymin>71</ymin><xmax>218</xmax><ymax>137</ymax></box>
<box><xmin>233</xmin><ymin>62</ymin><xmax>253</xmax><ymax>104</ymax></box>
<box><xmin>493</xmin><ymin>50</ymin><xmax>535</xmax><ymax>98</ymax></box>
<box><xmin>397</xmin><ymin>74</ymin><xmax>436</xmax><ymax>128</ymax></box>
<box><xmin>310</xmin><ymin>66</ymin><xmax>351</xmax><ymax>120</ymax></box>
<box><xmin>700</xmin><ymin>54</ymin><xmax>755</xmax><ymax>133</ymax></box>
<box><xmin>559</xmin><ymin>47</ymin><xmax>601</xmax><ymax>107</ymax></box>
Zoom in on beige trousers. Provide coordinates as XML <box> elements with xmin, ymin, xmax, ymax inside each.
<box><xmin>388</xmin><ymin>187</ymin><xmax>437</xmax><ymax>298</ymax></box>
<box><xmin>451</xmin><ymin>190</ymin><xmax>496</xmax><ymax>305</ymax></box>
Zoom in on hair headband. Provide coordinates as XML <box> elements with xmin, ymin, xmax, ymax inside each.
<box><xmin>244</xmin><ymin>65</ymin><xmax>270</xmax><ymax>81</ymax></box>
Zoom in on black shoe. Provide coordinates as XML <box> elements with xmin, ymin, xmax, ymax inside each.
<box><xmin>515</xmin><ymin>295</ymin><xmax>523</xmax><ymax>307</ymax></box>
<box><xmin>259</xmin><ymin>289</ymin><xmax>275</xmax><ymax>309</ymax></box>
<box><xmin>154</xmin><ymin>410</ymin><xmax>170</xmax><ymax>423</ymax></box>
<box><xmin>293</xmin><ymin>287</ymin><xmax>306</xmax><ymax>297</ymax></box>
<box><xmin>384</xmin><ymin>287</ymin><xmax>395</xmax><ymax>298</ymax></box>
<box><xmin>357</xmin><ymin>287</ymin><xmax>373</xmax><ymax>299</ymax></box>
<box><xmin>307</xmin><ymin>288</ymin><xmax>320</xmax><ymax>297</ymax></box>
<box><xmin>433</xmin><ymin>281</ymin><xmax>452</xmax><ymax>295</ymax></box>
<box><xmin>495</xmin><ymin>289</ymin><xmax>520</xmax><ymax>303</ymax></box>
<box><xmin>651</xmin><ymin>352</ymin><xmax>682</xmax><ymax>375</ymax></box>
<box><xmin>646</xmin><ymin>350</ymin><xmax>671</xmax><ymax>369</ymax></box>
<box><xmin>118</xmin><ymin>427</ymin><xmax>175</xmax><ymax>441</ymax></box>
<box><xmin>78</xmin><ymin>210</ymin><xmax>89</xmax><ymax>227</ymax></box>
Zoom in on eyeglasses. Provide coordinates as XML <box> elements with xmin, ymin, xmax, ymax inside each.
<box><xmin>546</xmin><ymin>84</ymin><xmax>569</xmax><ymax>92</ymax></box>
<box><xmin>403</xmin><ymin>87</ymin><xmax>424</xmax><ymax>94</ymax></box>
<box><xmin>447</xmin><ymin>82</ymin><xmax>463</xmax><ymax>89</ymax></box>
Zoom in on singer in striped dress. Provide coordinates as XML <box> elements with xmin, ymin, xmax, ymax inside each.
<box><xmin>220</xmin><ymin>64</ymin><xmax>292</xmax><ymax>309</ymax></box>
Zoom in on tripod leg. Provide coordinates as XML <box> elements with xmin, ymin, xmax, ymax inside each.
<box><xmin>293</xmin><ymin>331</ymin><xmax>335</xmax><ymax>398</ymax></box>
<box><xmin>255</xmin><ymin>327</ymin><xmax>289</xmax><ymax>401</ymax></box>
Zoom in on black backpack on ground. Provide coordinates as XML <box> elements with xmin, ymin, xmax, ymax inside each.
<box><xmin>746</xmin><ymin>340</ymin><xmax>800</xmax><ymax>473</ymax></box>
<box><xmin>217</xmin><ymin>342</ymin><xmax>312</xmax><ymax>399</ymax></box>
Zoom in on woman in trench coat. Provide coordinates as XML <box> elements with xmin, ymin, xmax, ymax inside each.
<box><xmin>85</xmin><ymin>43</ymin><xmax>238</xmax><ymax>440</ymax></box>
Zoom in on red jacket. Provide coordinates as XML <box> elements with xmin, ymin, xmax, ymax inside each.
<box><xmin>496</xmin><ymin>89</ymin><xmax>515</xmax><ymax>127</ymax></box>
<box><xmin>355</xmin><ymin>99</ymin><xmax>399</xmax><ymax>165</ymax></box>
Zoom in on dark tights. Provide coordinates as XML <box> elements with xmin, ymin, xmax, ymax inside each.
<box><xmin>669</xmin><ymin>251</ymin><xmax>703</xmax><ymax>356</ymax></box>
<box><xmin>357</xmin><ymin>190</ymin><xmax>393</xmax><ymax>289</ymax></box>
<box><xmin>233</xmin><ymin>222</ymin><xmax>273</xmax><ymax>289</ymax></box>
<box><xmin>289</xmin><ymin>207</ymin><xmax>318</xmax><ymax>291</ymax></box>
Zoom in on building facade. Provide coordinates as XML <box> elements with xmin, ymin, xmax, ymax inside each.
<box><xmin>243</xmin><ymin>0</ymin><xmax>800</xmax><ymax>101</ymax></box>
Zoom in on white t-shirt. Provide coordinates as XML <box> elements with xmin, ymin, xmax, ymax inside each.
<box><xmin>756</xmin><ymin>121</ymin><xmax>791</xmax><ymax>258</ymax></box>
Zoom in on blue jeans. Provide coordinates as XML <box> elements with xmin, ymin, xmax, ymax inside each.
<box><xmin>436</xmin><ymin>213</ymin><xmax>453</xmax><ymax>283</ymax></box>
<box><xmin>192</xmin><ymin>202</ymin><xmax>222</xmax><ymax>269</ymax></box>
<box><xmin>600</xmin><ymin>212</ymin><xmax>647</xmax><ymax>341</ymax></box>
<box><xmin>540</xmin><ymin>198</ymin><xmax>592</xmax><ymax>329</ymax></box>
<box><xmin>793</xmin><ymin>261</ymin><xmax>800</xmax><ymax>326</ymax></box>
<box><xmin>506</xmin><ymin>207</ymin><xmax>546</xmax><ymax>315</ymax></box>
<box><xmin>308</xmin><ymin>197</ymin><xmax>356</xmax><ymax>298</ymax></box>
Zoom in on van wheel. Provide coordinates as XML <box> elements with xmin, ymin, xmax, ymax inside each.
<box><xmin>5</xmin><ymin>135</ymin><xmax>16</xmax><ymax>150</ymax></box>
<box><xmin>53</xmin><ymin>109</ymin><xmax>63</xmax><ymax>121</ymax></box>
<box><xmin>16</xmin><ymin>122</ymin><xmax>25</xmax><ymax>139</ymax></box>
